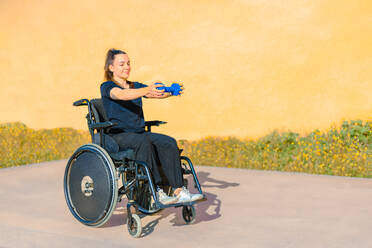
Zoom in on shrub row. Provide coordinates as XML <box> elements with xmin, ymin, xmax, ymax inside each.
<box><xmin>179</xmin><ymin>120</ymin><xmax>371</xmax><ymax>178</ymax></box>
<box><xmin>0</xmin><ymin>122</ymin><xmax>90</xmax><ymax>168</ymax></box>
<box><xmin>1</xmin><ymin>120</ymin><xmax>370</xmax><ymax>178</ymax></box>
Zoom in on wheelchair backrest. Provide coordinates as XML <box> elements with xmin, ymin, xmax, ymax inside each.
<box><xmin>72</xmin><ymin>98</ymin><xmax>119</xmax><ymax>153</ymax></box>
<box><xmin>90</xmin><ymin>98</ymin><xmax>108</xmax><ymax>123</ymax></box>
<box><xmin>89</xmin><ymin>98</ymin><xmax>120</xmax><ymax>153</ymax></box>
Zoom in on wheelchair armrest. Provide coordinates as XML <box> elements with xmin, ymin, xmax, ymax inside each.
<box><xmin>145</xmin><ymin>120</ymin><xmax>167</xmax><ymax>132</ymax></box>
<box><xmin>89</xmin><ymin>121</ymin><xmax>117</xmax><ymax>130</ymax></box>
<box><xmin>73</xmin><ymin>99</ymin><xmax>89</xmax><ymax>106</ymax></box>
<box><xmin>145</xmin><ymin>120</ymin><xmax>167</xmax><ymax>127</ymax></box>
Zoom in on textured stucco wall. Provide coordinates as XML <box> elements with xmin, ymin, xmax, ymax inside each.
<box><xmin>1</xmin><ymin>0</ymin><xmax>371</xmax><ymax>140</ymax></box>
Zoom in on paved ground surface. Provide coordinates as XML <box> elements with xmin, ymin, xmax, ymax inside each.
<box><xmin>0</xmin><ymin>160</ymin><xmax>371</xmax><ymax>248</ymax></box>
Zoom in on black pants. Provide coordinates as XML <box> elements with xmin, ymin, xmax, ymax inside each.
<box><xmin>108</xmin><ymin>132</ymin><xmax>184</xmax><ymax>188</ymax></box>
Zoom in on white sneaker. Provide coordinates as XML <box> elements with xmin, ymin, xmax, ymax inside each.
<box><xmin>188</xmin><ymin>189</ymin><xmax>203</xmax><ymax>201</ymax></box>
<box><xmin>157</xmin><ymin>188</ymin><xmax>177</xmax><ymax>205</ymax></box>
<box><xmin>175</xmin><ymin>187</ymin><xmax>203</xmax><ymax>203</ymax></box>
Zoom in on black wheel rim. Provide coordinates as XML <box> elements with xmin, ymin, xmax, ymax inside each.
<box><xmin>182</xmin><ymin>206</ymin><xmax>194</xmax><ymax>223</ymax></box>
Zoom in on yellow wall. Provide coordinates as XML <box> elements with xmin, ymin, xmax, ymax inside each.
<box><xmin>1</xmin><ymin>0</ymin><xmax>371</xmax><ymax>140</ymax></box>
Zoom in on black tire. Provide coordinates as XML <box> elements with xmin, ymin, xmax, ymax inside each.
<box><xmin>182</xmin><ymin>205</ymin><xmax>196</xmax><ymax>224</ymax></box>
<box><xmin>127</xmin><ymin>214</ymin><xmax>142</xmax><ymax>238</ymax></box>
<box><xmin>64</xmin><ymin>143</ymin><xmax>118</xmax><ymax>227</ymax></box>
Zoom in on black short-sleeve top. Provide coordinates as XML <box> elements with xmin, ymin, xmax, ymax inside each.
<box><xmin>100</xmin><ymin>80</ymin><xmax>147</xmax><ymax>133</ymax></box>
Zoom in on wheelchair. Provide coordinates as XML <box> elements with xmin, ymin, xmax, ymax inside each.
<box><xmin>63</xmin><ymin>98</ymin><xmax>205</xmax><ymax>238</ymax></box>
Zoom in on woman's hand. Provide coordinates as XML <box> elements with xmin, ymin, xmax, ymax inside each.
<box><xmin>144</xmin><ymin>81</ymin><xmax>184</xmax><ymax>99</ymax></box>
<box><xmin>145</xmin><ymin>82</ymin><xmax>165</xmax><ymax>98</ymax></box>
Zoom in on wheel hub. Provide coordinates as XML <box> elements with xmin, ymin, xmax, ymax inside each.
<box><xmin>81</xmin><ymin>176</ymin><xmax>94</xmax><ymax>197</ymax></box>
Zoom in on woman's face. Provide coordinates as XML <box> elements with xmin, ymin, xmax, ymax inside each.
<box><xmin>109</xmin><ymin>53</ymin><xmax>131</xmax><ymax>80</ymax></box>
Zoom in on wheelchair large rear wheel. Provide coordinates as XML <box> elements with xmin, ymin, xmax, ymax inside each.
<box><xmin>64</xmin><ymin>143</ymin><xmax>118</xmax><ymax>227</ymax></box>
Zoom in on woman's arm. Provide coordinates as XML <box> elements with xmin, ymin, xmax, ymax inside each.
<box><xmin>145</xmin><ymin>92</ymin><xmax>172</xmax><ymax>99</ymax></box>
<box><xmin>110</xmin><ymin>84</ymin><xmax>164</xmax><ymax>100</ymax></box>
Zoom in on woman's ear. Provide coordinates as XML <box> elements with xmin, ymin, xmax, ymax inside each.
<box><xmin>109</xmin><ymin>64</ymin><xmax>114</xmax><ymax>72</ymax></box>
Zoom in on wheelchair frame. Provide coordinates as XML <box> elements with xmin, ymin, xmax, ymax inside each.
<box><xmin>64</xmin><ymin>98</ymin><xmax>205</xmax><ymax>238</ymax></box>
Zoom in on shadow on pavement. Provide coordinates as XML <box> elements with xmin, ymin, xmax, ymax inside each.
<box><xmin>102</xmin><ymin>170</ymin><xmax>240</xmax><ymax>238</ymax></box>
<box><xmin>187</xmin><ymin>171</ymin><xmax>240</xmax><ymax>224</ymax></box>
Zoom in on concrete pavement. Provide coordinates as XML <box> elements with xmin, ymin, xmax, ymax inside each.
<box><xmin>0</xmin><ymin>160</ymin><xmax>371</xmax><ymax>248</ymax></box>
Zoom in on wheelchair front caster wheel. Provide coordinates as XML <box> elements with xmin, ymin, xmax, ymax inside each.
<box><xmin>182</xmin><ymin>205</ymin><xmax>196</xmax><ymax>224</ymax></box>
<box><xmin>127</xmin><ymin>214</ymin><xmax>142</xmax><ymax>238</ymax></box>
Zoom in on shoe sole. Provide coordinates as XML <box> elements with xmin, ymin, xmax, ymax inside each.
<box><xmin>175</xmin><ymin>197</ymin><xmax>191</xmax><ymax>204</ymax></box>
<box><xmin>191</xmin><ymin>195</ymin><xmax>203</xmax><ymax>201</ymax></box>
<box><xmin>159</xmin><ymin>198</ymin><xmax>178</xmax><ymax>205</ymax></box>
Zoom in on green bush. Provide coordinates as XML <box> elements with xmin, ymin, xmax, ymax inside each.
<box><xmin>0</xmin><ymin>122</ymin><xmax>90</xmax><ymax>168</ymax></box>
<box><xmin>180</xmin><ymin>120</ymin><xmax>372</xmax><ymax>178</ymax></box>
<box><xmin>1</xmin><ymin>120</ymin><xmax>371</xmax><ymax>178</ymax></box>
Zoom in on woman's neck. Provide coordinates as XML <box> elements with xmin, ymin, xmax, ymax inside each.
<box><xmin>112</xmin><ymin>76</ymin><xmax>129</xmax><ymax>88</ymax></box>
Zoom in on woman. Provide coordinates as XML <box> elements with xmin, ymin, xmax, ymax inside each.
<box><xmin>100</xmin><ymin>48</ymin><xmax>202</xmax><ymax>205</ymax></box>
